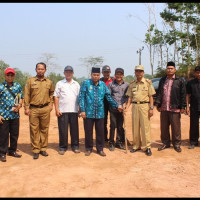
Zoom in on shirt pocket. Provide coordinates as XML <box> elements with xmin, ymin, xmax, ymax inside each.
<box><xmin>31</xmin><ymin>84</ymin><xmax>38</xmax><ymax>89</ymax></box>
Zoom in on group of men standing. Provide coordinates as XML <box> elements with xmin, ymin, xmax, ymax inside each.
<box><xmin>0</xmin><ymin>61</ymin><xmax>200</xmax><ymax>162</ymax></box>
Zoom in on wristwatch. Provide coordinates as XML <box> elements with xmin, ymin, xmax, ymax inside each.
<box><xmin>150</xmin><ymin>106</ymin><xmax>154</xmax><ymax>110</ymax></box>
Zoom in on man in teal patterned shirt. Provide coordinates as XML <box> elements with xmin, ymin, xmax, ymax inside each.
<box><xmin>0</xmin><ymin>68</ymin><xmax>23</xmax><ymax>162</ymax></box>
<box><xmin>79</xmin><ymin>67</ymin><xmax>122</xmax><ymax>157</ymax></box>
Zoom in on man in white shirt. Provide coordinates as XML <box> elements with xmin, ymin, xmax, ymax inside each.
<box><xmin>54</xmin><ymin>65</ymin><xmax>80</xmax><ymax>155</ymax></box>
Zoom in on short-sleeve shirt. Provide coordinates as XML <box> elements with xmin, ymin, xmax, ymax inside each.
<box><xmin>54</xmin><ymin>79</ymin><xmax>80</xmax><ymax>113</ymax></box>
<box><xmin>24</xmin><ymin>76</ymin><xmax>54</xmax><ymax>109</ymax></box>
<box><xmin>126</xmin><ymin>77</ymin><xmax>155</xmax><ymax>102</ymax></box>
<box><xmin>0</xmin><ymin>81</ymin><xmax>23</xmax><ymax>120</ymax></box>
<box><xmin>186</xmin><ymin>78</ymin><xmax>200</xmax><ymax>111</ymax></box>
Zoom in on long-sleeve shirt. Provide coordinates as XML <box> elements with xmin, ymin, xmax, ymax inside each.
<box><xmin>0</xmin><ymin>81</ymin><xmax>23</xmax><ymax>120</ymax></box>
<box><xmin>78</xmin><ymin>79</ymin><xmax>118</xmax><ymax>119</ymax></box>
<box><xmin>24</xmin><ymin>76</ymin><xmax>54</xmax><ymax>109</ymax></box>
<box><xmin>108</xmin><ymin>80</ymin><xmax>129</xmax><ymax>106</ymax></box>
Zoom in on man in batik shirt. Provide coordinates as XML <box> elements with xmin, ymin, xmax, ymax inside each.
<box><xmin>78</xmin><ymin>67</ymin><xmax>122</xmax><ymax>157</ymax></box>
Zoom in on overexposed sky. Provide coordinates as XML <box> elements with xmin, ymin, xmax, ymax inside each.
<box><xmin>0</xmin><ymin>3</ymin><xmax>166</xmax><ymax>77</ymax></box>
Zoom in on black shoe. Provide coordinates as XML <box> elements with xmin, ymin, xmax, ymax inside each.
<box><xmin>33</xmin><ymin>153</ymin><xmax>39</xmax><ymax>159</ymax></box>
<box><xmin>40</xmin><ymin>151</ymin><xmax>48</xmax><ymax>156</ymax></box>
<box><xmin>97</xmin><ymin>150</ymin><xmax>106</xmax><ymax>157</ymax></box>
<box><xmin>158</xmin><ymin>144</ymin><xmax>170</xmax><ymax>151</ymax></box>
<box><xmin>85</xmin><ymin>150</ymin><xmax>92</xmax><ymax>156</ymax></box>
<box><xmin>104</xmin><ymin>138</ymin><xmax>109</xmax><ymax>143</ymax></box>
<box><xmin>115</xmin><ymin>143</ymin><xmax>125</xmax><ymax>150</ymax></box>
<box><xmin>72</xmin><ymin>149</ymin><xmax>80</xmax><ymax>153</ymax></box>
<box><xmin>145</xmin><ymin>148</ymin><xmax>152</xmax><ymax>156</ymax></box>
<box><xmin>130</xmin><ymin>148</ymin><xmax>140</xmax><ymax>153</ymax></box>
<box><xmin>174</xmin><ymin>146</ymin><xmax>182</xmax><ymax>153</ymax></box>
<box><xmin>109</xmin><ymin>144</ymin><xmax>115</xmax><ymax>151</ymax></box>
<box><xmin>0</xmin><ymin>155</ymin><xmax>6</xmax><ymax>162</ymax></box>
<box><xmin>8</xmin><ymin>151</ymin><xmax>22</xmax><ymax>158</ymax></box>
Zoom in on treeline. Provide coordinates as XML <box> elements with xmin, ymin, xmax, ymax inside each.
<box><xmin>144</xmin><ymin>3</ymin><xmax>200</xmax><ymax>79</ymax></box>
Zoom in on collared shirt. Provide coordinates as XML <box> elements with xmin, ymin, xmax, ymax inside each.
<box><xmin>24</xmin><ymin>76</ymin><xmax>54</xmax><ymax>109</ymax></box>
<box><xmin>78</xmin><ymin>79</ymin><xmax>118</xmax><ymax>119</ymax></box>
<box><xmin>108</xmin><ymin>79</ymin><xmax>129</xmax><ymax>106</ymax></box>
<box><xmin>54</xmin><ymin>78</ymin><xmax>80</xmax><ymax>113</ymax></box>
<box><xmin>186</xmin><ymin>78</ymin><xmax>200</xmax><ymax>111</ymax></box>
<box><xmin>126</xmin><ymin>77</ymin><xmax>155</xmax><ymax>102</ymax></box>
<box><xmin>160</xmin><ymin>75</ymin><xmax>180</xmax><ymax>112</ymax></box>
<box><xmin>0</xmin><ymin>81</ymin><xmax>23</xmax><ymax>120</ymax></box>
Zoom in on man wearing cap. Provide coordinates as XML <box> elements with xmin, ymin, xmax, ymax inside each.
<box><xmin>154</xmin><ymin>61</ymin><xmax>186</xmax><ymax>153</ymax></box>
<box><xmin>107</xmin><ymin>68</ymin><xmax>129</xmax><ymax>151</ymax></box>
<box><xmin>186</xmin><ymin>66</ymin><xmax>200</xmax><ymax>149</ymax></box>
<box><xmin>54</xmin><ymin>65</ymin><xmax>80</xmax><ymax>155</ymax></box>
<box><xmin>24</xmin><ymin>62</ymin><xmax>54</xmax><ymax>159</ymax></box>
<box><xmin>0</xmin><ymin>68</ymin><xmax>23</xmax><ymax>162</ymax></box>
<box><xmin>125</xmin><ymin>65</ymin><xmax>155</xmax><ymax>156</ymax></box>
<box><xmin>100</xmin><ymin>65</ymin><xmax>114</xmax><ymax>142</ymax></box>
<box><xmin>78</xmin><ymin>67</ymin><xmax>122</xmax><ymax>157</ymax></box>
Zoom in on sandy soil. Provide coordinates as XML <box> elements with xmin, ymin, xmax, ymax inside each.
<box><xmin>0</xmin><ymin>107</ymin><xmax>200</xmax><ymax>197</ymax></box>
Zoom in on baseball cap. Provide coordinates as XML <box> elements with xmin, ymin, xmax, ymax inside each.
<box><xmin>115</xmin><ymin>68</ymin><xmax>124</xmax><ymax>74</ymax></box>
<box><xmin>64</xmin><ymin>65</ymin><xmax>73</xmax><ymax>72</ymax></box>
<box><xmin>102</xmin><ymin>65</ymin><xmax>111</xmax><ymax>72</ymax></box>
<box><xmin>135</xmin><ymin>65</ymin><xmax>144</xmax><ymax>71</ymax></box>
<box><xmin>5</xmin><ymin>68</ymin><xmax>15</xmax><ymax>75</ymax></box>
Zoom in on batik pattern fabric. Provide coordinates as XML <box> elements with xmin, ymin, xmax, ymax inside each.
<box><xmin>0</xmin><ymin>81</ymin><xmax>23</xmax><ymax>120</ymax></box>
<box><xmin>78</xmin><ymin>79</ymin><xmax>118</xmax><ymax>119</ymax></box>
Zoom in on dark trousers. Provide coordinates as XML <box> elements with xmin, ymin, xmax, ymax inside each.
<box><xmin>0</xmin><ymin>118</ymin><xmax>19</xmax><ymax>155</ymax></box>
<box><xmin>189</xmin><ymin>108</ymin><xmax>200</xmax><ymax>145</ymax></box>
<box><xmin>109</xmin><ymin>109</ymin><xmax>125</xmax><ymax>145</ymax></box>
<box><xmin>104</xmin><ymin>99</ymin><xmax>109</xmax><ymax>140</ymax></box>
<box><xmin>83</xmin><ymin>118</ymin><xmax>104</xmax><ymax>151</ymax></box>
<box><xmin>58</xmin><ymin>113</ymin><xmax>79</xmax><ymax>151</ymax></box>
<box><xmin>160</xmin><ymin>111</ymin><xmax>181</xmax><ymax>147</ymax></box>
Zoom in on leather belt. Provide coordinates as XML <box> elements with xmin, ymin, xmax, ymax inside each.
<box><xmin>132</xmin><ymin>101</ymin><xmax>150</xmax><ymax>104</ymax></box>
<box><xmin>30</xmin><ymin>103</ymin><xmax>49</xmax><ymax>108</ymax></box>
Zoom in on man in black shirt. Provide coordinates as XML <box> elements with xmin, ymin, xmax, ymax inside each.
<box><xmin>186</xmin><ymin>66</ymin><xmax>200</xmax><ymax>149</ymax></box>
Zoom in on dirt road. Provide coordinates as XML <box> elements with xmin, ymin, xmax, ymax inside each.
<box><xmin>0</xmin><ymin>107</ymin><xmax>200</xmax><ymax>197</ymax></box>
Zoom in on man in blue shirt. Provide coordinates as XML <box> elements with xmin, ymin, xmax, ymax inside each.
<box><xmin>0</xmin><ymin>68</ymin><xmax>23</xmax><ymax>162</ymax></box>
<box><xmin>79</xmin><ymin>67</ymin><xmax>122</xmax><ymax>156</ymax></box>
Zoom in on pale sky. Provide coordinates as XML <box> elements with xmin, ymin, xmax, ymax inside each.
<box><xmin>0</xmin><ymin>3</ymin><xmax>166</xmax><ymax>78</ymax></box>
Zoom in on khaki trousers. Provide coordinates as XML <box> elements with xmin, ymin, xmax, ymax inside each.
<box><xmin>132</xmin><ymin>104</ymin><xmax>151</xmax><ymax>151</ymax></box>
<box><xmin>29</xmin><ymin>106</ymin><xmax>50</xmax><ymax>153</ymax></box>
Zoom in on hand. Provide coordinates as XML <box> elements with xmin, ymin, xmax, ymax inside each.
<box><xmin>25</xmin><ymin>109</ymin><xmax>31</xmax><ymax>116</ymax></box>
<box><xmin>180</xmin><ymin>109</ymin><xmax>185</xmax><ymax>114</ymax></box>
<box><xmin>156</xmin><ymin>107</ymin><xmax>161</xmax><ymax>112</ymax></box>
<box><xmin>0</xmin><ymin>116</ymin><xmax>5</xmax><ymax>124</ymax></box>
<box><xmin>81</xmin><ymin>112</ymin><xmax>86</xmax><ymax>119</ymax></box>
<box><xmin>55</xmin><ymin>109</ymin><xmax>62</xmax><ymax>117</ymax></box>
<box><xmin>186</xmin><ymin>106</ymin><xmax>190</xmax><ymax>116</ymax></box>
<box><xmin>149</xmin><ymin>109</ymin><xmax>153</xmax><ymax>118</ymax></box>
<box><xmin>12</xmin><ymin>106</ymin><xmax>19</xmax><ymax>113</ymax></box>
<box><xmin>117</xmin><ymin>105</ymin><xmax>123</xmax><ymax>112</ymax></box>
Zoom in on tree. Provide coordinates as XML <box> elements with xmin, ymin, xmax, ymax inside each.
<box><xmin>0</xmin><ymin>60</ymin><xmax>10</xmax><ymax>83</ymax></box>
<box><xmin>79</xmin><ymin>56</ymin><xmax>104</xmax><ymax>78</ymax></box>
<box><xmin>39</xmin><ymin>53</ymin><xmax>60</xmax><ymax>75</ymax></box>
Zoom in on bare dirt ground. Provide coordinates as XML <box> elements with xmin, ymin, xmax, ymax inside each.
<box><xmin>0</xmin><ymin>107</ymin><xmax>200</xmax><ymax>197</ymax></box>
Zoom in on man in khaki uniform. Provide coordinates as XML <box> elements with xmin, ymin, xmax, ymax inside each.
<box><xmin>124</xmin><ymin>65</ymin><xmax>155</xmax><ymax>156</ymax></box>
<box><xmin>24</xmin><ymin>62</ymin><xmax>54</xmax><ymax>159</ymax></box>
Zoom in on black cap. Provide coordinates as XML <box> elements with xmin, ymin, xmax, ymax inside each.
<box><xmin>91</xmin><ymin>67</ymin><xmax>100</xmax><ymax>73</ymax></box>
<box><xmin>115</xmin><ymin>68</ymin><xmax>124</xmax><ymax>74</ymax></box>
<box><xmin>167</xmin><ymin>61</ymin><xmax>175</xmax><ymax>68</ymax></box>
<box><xmin>102</xmin><ymin>65</ymin><xmax>111</xmax><ymax>72</ymax></box>
<box><xmin>194</xmin><ymin>66</ymin><xmax>200</xmax><ymax>71</ymax></box>
<box><xmin>64</xmin><ymin>65</ymin><xmax>73</xmax><ymax>72</ymax></box>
